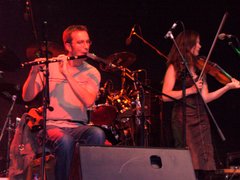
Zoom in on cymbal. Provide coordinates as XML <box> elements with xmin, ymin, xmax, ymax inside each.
<box><xmin>26</xmin><ymin>41</ymin><xmax>66</xmax><ymax>60</ymax></box>
<box><xmin>0</xmin><ymin>82</ymin><xmax>20</xmax><ymax>92</ymax></box>
<box><xmin>106</xmin><ymin>51</ymin><xmax>136</xmax><ymax>71</ymax></box>
<box><xmin>0</xmin><ymin>45</ymin><xmax>20</xmax><ymax>71</ymax></box>
<box><xmin>0</xmin><ymin>82</ymin><xmax>23</xmax><ymax>104</ymax></box>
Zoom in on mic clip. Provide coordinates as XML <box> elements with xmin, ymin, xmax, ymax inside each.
<box><xmin>164</xmin><ymin>22</ymin><xmax>178</xmax><ymax>39</ymax></box>
<box><xmin>164</xmin><ymin>31</ymin><xmax>174</xmax><ymax>39</ymax></box>
<box><xmin>125</xmin><ymin>24</ymin><xmax>136</xmax><ymax>46</ymax></box>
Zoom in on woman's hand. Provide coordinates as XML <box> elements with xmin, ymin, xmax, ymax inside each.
<box><xmin>226</xmin><ymin>78</ymin><xmax>240</xmax><ymax>90</ymax></box>
<box><xmin>189</xmin><ymin>79</ymin><xmax>203</xmax><ymax>94</ymax></box>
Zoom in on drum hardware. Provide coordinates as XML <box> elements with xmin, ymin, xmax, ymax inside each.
<box><xmin>92</xmin><ymin>51</ymin><xmax>137</xmax><ymax>75</ymax></box>
<box><xmin>89</xmin><ymin>124</ymin><xmax>121</xmax><ymax>146</ymax></box>
<box><xmin>98</xmin><ymin>80</ymin><xmax>113</xmax><ymax>102</ymax></box>
<box><xmin>108</xmin><ymin>89</ymin><xmax>132</xmax><ymax>114</ymax></box>
<box><xmin>111</xmin><ymin>65</ymin><xmax>138</xmax><ymax>114</ymax></box>
<box><xmin>100</xmin><ymin>51</ymin><xmax>136</xmax><ymax>72</ymax></box>
<box><xmin>114</xmin><ymin>71</ymin><xmax>150</xmax><ymax>146</ymax></box>
<box><xmin>113</xmin><ymin>119</ymin><xmax>136</xmax><ymax>146</ymax></box>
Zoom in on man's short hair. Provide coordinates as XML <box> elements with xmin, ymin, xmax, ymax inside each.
<box><xmin>62</xmin><ymin>25</ymin><xmax>88</xmax><ymax>44</ymax></box>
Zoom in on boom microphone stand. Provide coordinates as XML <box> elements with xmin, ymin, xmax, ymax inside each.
<box><xmin>131</xmin><ymin>30</ymin><xmax>168</xmax><ymax>61</ymax></box>
<box><xmin>20</xmin><ymin>39</ymin><xmax>55</xmax><ymax>179</ymax></box>
<box><xmin>228</xmin><ymin>41</ymin><xmax>240</xmax><ymax>58</ymax></box>
<box><xmin>165</xmin><ymin>31</ymin><xmax>189</xmax><ymax>147</ymax></box>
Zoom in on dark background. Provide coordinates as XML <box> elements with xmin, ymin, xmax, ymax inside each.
<box><xmin>0</xmin><ymin>0</ymin><xmax>240</xmax><ymax>172</ymax></box>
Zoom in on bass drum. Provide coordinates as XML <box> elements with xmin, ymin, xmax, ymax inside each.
<box><xmin>89</xmin><ymin>104</ymin><xmax>118</xmax><ymax>126</ymax></box>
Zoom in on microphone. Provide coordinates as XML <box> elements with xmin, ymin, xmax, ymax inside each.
<box><xmin>12</xmin><ymin>95</ymin><xmax>17</xmax><ymax>102</ymax></box>
<box><xmin>125</xmin><ymin>24</ymin><xmax>136</xmax><ymax>45</ymax></box>
<box><xmin>164</xmin><ymin>22</ymin><xmax>178</xmax><ymax>39</ymax></box>
<box><xmin>0</xmin><ymin>71</ymin><xmax>4</xmax><ymax>79</ymax></box>
<box><xmin>132</xmin><ymin>69</ymin><xmax>144</xmax><ymax>74</ymax></box>
<box><xmin>218</xmin><ymin>33</ymin><xmax>240</xmax><ymax>52</ymax></box>
<box><xmin>218</xmin><ymin>33</ymin><xmax>235</xmax><ymax>40</ymax></box>
<box><xmin>86</xmin><ymin>53</ymin><xmax>117</xmax><ymax>68</ymax></box>
<box><xmin>24</xmin><ymin>0</ymin><xmax>31</xmax><ymax>21</ymax></box>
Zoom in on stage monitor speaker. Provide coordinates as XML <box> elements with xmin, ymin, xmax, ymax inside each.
<box><xmin>79</xmin><ymin>146</ymin><xmax>196</xmax><ymax>180</ymax></box>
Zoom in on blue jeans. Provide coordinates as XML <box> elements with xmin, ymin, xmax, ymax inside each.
<box><xmin>46</xmin><ymin>125</ymin><xmax>105</xmax><ymax>180</ymax></box>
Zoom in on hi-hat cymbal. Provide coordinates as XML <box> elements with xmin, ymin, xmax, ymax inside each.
<box><xmin>0</xmin><ymin>45</ymin><xmax>20</xmax><ymax>71</ymax></box>
<box><xmin>0</xmin><ymin>82</ymin><xmax>24</xmax><ymax>104</ymax></box>
<box><xmin>26</xmin><ymin>41</ymin><xmax>66</xmax><ymax>60</ymax></box>
<box><xmin>106</xmin><ymin>51</ymin><xmax>136</xmax><ymax>71</ymax></box>
<box><xmin>0</xmin><ymin>82</ymin><xmax>20</xmax><ymax>93</ymax></box>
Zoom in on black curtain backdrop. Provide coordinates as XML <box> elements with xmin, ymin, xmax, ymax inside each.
<box><xmin>0</xmin><ymin>0</ymin><xmax>240</xmax><ymax>171</ymax></box>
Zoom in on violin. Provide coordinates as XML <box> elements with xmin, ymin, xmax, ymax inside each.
<box><xmin>195</xmin><ymin>57</ymin><xmax>232</xmax><ymax>85</ymax></box>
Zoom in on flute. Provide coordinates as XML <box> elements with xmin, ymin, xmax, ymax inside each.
<box><xmin>21</xmin><ymin>55</ymin><xmax>87</xmax><ymax>67</ymax></box>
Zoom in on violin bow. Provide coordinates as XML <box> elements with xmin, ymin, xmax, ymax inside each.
<box><xmin>197</xmin><ymin>12</ymin><xmax>230</xmax><ymax>141</ymax></box>
<box><xmin>198</xmin><ymin>12</ymin><xmax>229</xmax><ymax>80</ymax></box>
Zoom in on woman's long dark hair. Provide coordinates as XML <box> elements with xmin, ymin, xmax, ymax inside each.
<box><xmin>167</xmin><ymin>30</ymin><xmax>199</xmax><ymax>79</ymax></box>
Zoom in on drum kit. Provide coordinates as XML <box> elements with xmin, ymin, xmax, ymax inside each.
<box><xmin>88</xmin><ymin>51</ymin><xmax>149</xmax><ymax>146</ymax></box>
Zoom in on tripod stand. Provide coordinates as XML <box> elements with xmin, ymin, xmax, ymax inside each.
<box><xmin>0</xmin><ymin>95</ymin><xmax>17</xmax><ymax>176</ymax></box>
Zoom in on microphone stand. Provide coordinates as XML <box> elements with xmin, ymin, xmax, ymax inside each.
<box><xmin>0</xmin><ymin>95</ymin><xmax>17</xmax><ymax>176</ymax></box>
<box><xmin>20</xmin><ymin>40</ymin><xmax>58</xmax><ymax>179</ymax></box>
<box><xmin>167</xmin><ymin>32</ymin><xmax>188</xmax><ymax>147</ymax></box>
<box><xmin>135</xmin><ymin>80</ymin><xmax>146</xmax><ymax>147</ymax></box>
<box><xmin>167</xmin><ymin>31</ymin><xmax>225</xmax><ymax>148</ymax></box>
<box><xmin>228</xmin><ymin>41</ymin><xmax>240</xmax><ymax>58</ymax></box>
<box><xmin>41</xmin><ymin>21</ymin><xmax>51</xmax><ymax>179</ymax></box>
<box><xmin>25</xmin><ymin>0</ymin><xmax>38</xmax><ymax>41</ymax></box>
<box><xmin>129</xmin><ymin>72</ymin><xmax>146</xmax><ymax>147</ymax></box>
<box><xmin>131</xmin><ymin>32</ymin><xmax>169</xmax><ymax>61</ymax></box>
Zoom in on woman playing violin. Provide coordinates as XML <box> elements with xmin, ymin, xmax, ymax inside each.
<box><xmin>162</xmin><ymin>30</ymin><xmax>240</xmax><ymax>179</ymax></box>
